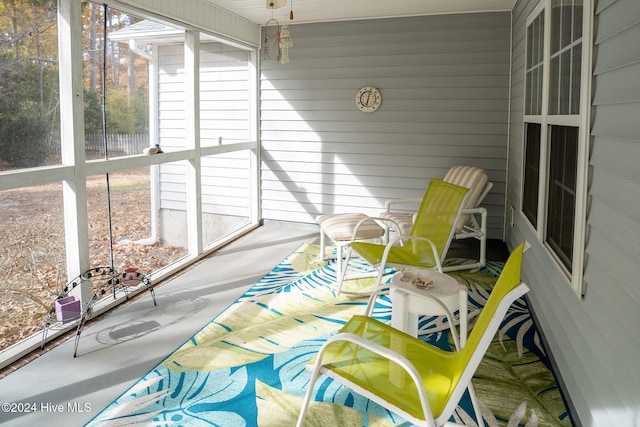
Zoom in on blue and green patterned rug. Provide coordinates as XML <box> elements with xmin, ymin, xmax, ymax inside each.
<box><xmin>86</xmin><ymin>244</ymin><xmax>573</xmax><ymax>426</ymax></box>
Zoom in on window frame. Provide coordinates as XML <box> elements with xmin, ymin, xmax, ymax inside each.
<box><xmin>0</xmin><ymin>0</ymin><xmax>261</xmax><ymax>354</ymax></box>
<box><xmin>522</xmin><ymin>0</ymin><xmax>592</xmax><ymax>297</ymax></box>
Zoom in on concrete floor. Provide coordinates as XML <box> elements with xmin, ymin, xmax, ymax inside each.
<box><xmin>0</xmin><ymin>223</ymin><xmax>506</xmax><ymax>426</ymax></box>
<box><xmin>0</xmin><ymin>224</ymin><xmax>319</xmax><ymax>426</ymax></box>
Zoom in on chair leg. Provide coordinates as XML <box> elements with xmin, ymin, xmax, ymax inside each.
<box><xmin>467</xmin><ymin>382</ymin><xmax>483</xmax><ymax>427</ymax></box>
<box><xmin>337</xmin><ymin>250</ymin><xmax>385</xmax><ymax>297</ymax></box>
<box><xmin>296</xmin><ymin>375</ymin><xmax>315</xmax><ymax>427</ymax></box>
<box><xmin>335</xmin><ymin>241</ymin><xmax>344</xmax><ymax>278</ymax></box>
<box><xmin>363</xmin><ymin>267</ymin><xmax>388</xmax><ymax>316</ymax></box>
<box><xmin>319</xmin><ymin>230</ymin><xmax>327</xmax><ymax>261</ymax></box>
<box><xmin>335</xmin><ymin>246</ymin><xmax>352</xmax><ymax>294</ymax></box>
<box><xmin>478</xmin><ymin>231</ymin><xmax>487</xmax><ymax>272</ymax></box>
<box><xmin>296</xmin><ymin>351</ymin><xmax>327</xmax><ymax>427</ymax></box>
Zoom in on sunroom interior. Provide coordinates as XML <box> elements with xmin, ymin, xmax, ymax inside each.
<box><xmin>1</xmin><ymin>0</ymin><xmax>639</xmax><ymax>426</ymax></box>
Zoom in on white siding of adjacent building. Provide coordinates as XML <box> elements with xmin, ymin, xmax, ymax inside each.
<box><xmin>118</xmin><ymin>0</ymin><xmax>260</xmax><ymax>47</ymax></box>
<box><xmin>155</xmin><ymin>42</ymin><xmax>252</xmax><ymax>217</ymax></box>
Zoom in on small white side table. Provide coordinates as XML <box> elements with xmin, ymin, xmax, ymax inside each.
<box><xmin>389</xmin><ymin>268</ymin><xmax>468</xmax><ymax>347</ymax></box>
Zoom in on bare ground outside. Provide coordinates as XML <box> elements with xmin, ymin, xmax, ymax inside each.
<box><xmin>0</xmin><ymin>166</ymin><xmax>187</xmax><ymax>352</ymax></box>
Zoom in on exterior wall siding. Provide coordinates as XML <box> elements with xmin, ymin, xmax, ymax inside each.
<box><xmin>259</xmin><ymin>13</ymin><xmax>512</xmax><ymax>239</ymax></box>
<box><xmin>157</xmin><ymin>43</ymin><xmax>251</xmax><ymax>217</ymax></box>
<box><xmin>506</xmin><ymin>0</ymin><xmax>640</xmax><ymax>425</ymax></box>
<box><xmin>117</xmin><ymin>0</ymin><xmax>260</xmax><ymax>47</ymax></box>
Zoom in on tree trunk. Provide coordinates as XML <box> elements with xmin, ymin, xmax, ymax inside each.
<box><xmin>127</xmin><ymin>13</ymin><xmax>136</xmax><ymax>101</ymax></box>
<box><xmin>89</xmin><ymin>3</ymin><xmax>98</xmax><ymax>92</ymax></box>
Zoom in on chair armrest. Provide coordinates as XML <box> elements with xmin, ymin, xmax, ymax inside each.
<box><xmin>461</xmin><ymin>207</ymin><xmax>486</xmax><ymax>215</ymax></box>
<box><xmin>317</xmin><ymin>331</ymin><xmax>435</xmax><ymax>422</ymax></box>
<box><xmin>383</xmin><ymin>197</ymin><xmax>423</xmax><ymax>212</ymax></box>
<box><xmin>456</xmin><ymin>207</ymin><xmax>487</xmax><ymax>238</ymax></box>
<box><xmin>349</xmin><ymin>215</ymin><xmax>403</xmax><ymax>242</ymax></box>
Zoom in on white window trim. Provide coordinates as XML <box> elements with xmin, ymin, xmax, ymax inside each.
<box><xmin>2</xmin><ymin>0</ymin><xmax>262</xmax><ymax>286</ymax></box>
<box><xmin>523</xmin><ymin>0</ymin><xmax>593</xmax><ymax>298</ymax></box>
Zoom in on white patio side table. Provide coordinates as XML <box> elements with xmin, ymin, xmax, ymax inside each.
<box><xmin>389</xmin><ymin>268</ymin><xmax>468</xmax><ymax>347</ymax></box>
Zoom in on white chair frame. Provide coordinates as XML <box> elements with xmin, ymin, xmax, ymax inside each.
<box><xmin>296</xmin><ymin>282</ymin><xmax>530</xmax><ymax>427</ymax></box>
<box><xmin>382</xmin><ymin>179</ymin><xmax>493</xmax><ymax>272</ymax></box>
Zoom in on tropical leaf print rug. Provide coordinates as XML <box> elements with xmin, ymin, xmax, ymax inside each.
<box><xmin>86</xmin><ymin>244</ymin><xmax>573</xmax><ymax>427</ymax></box>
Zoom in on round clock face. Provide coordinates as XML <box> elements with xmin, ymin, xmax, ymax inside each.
<box><xmin>355</xmin><ymin>86</ymin><xmax>382</xmax><ymax>113</ymax></box>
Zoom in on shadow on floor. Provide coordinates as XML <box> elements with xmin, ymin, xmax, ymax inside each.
<box><xmin>445</xmin><ymin>238</ymin><xmax>510</xmax><ymax>263</ymax></box>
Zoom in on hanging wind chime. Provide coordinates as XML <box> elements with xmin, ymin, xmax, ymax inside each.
<box><xmin>278</xmin><ymin>0</ymin><xmax>293</xmax><ymax>64</ymax></box>
<box><xmin>262</xmin><ymin>1</ymin><xmax>293</xmax><ymax>64</ymax></box>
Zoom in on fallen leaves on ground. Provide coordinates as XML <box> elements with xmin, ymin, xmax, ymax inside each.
<box><xmin>0</xmin><ymin>169</ymin><xmax>186</xmax><ymax>352</ymax></box>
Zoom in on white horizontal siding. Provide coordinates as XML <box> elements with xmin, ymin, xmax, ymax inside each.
<box><xmin>591</xmin><ymin>62</ymin><xmax>640</xmax><ymax>105</ymax></box>
<box><xmin>156</xmin><ymin>42</ymin><xmax>251</xmax><ymax>215</ymax></box>
<box><xmin>118</xmin><ymin>0</ymin><xmax>260</xmax><ymax>47</ymax></box>
<box><xmin>506</xmin><ymin>0</ymin><xmax>640</xmax><ymax>425</ymax></box>
<box><xmin>260</xmin><ymin>13</ymin><xmax>511</xmax><ymax>238</ymax></box>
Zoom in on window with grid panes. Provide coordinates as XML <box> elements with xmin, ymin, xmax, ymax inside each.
<box><xmin>522</xmin><ymin>0</ymin><xmax>591</xmax><ymax>295</ymax></box>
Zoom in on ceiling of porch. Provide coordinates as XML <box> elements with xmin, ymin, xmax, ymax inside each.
<box><xmin>204</xmin><ymin>0</ymin><xmax>516</xmax><ymax>25</ymax></box>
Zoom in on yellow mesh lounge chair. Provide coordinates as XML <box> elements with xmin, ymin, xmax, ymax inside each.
<box><xmin>297</xmin><ymin>243</ymin><xmax>529</xmax><ymax>427</ymax></box>
<box><xmin>380</xmin><ymin>165</ymin><xmax>493</xmax><ymax>272</ymax></box>
<box><xmin>336</xmin><ymin>178</ymin><xmax>470</xmax><ymax>295</ymax></box>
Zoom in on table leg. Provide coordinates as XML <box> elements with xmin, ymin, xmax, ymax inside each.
<box><xmin>406</xmin><ymin>312</ymin><xmax>419</xmax><ymax>337</ymax></box>
<box><xmin>458</xmin><ymin>288</ymin><xmax>468</xmax><ymax>348</ymax></box>
<box><xmin>390</xmin><ymin>289</ymin><xmax>420</xmax><ymax>337</ymax></box>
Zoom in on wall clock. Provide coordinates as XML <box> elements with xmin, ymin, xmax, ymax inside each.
<box><xmin>355</xmin><ymin>86</ymin><xmax>382</xmax><ymax>113</ymax></box>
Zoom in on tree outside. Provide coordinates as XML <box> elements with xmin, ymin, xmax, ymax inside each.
<box><xmin>0</xmin><ymin>0</ymin><xmax>150</xmax><ymax>169</ymax></box>
<box><xmin>0</xmin><ymin>0</ymin><xmax>58</xmax><ymax>168</ymax></box>
<box><xmin>0</xmin><ymin>1</ymin><xmax>165</xmax><ymax>354</ymax></box>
